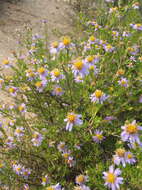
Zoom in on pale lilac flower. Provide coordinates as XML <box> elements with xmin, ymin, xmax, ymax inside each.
<box><xmin>35</xmin><ymin>80</ymin><xmax>47</xmax><ymax>92</ymax></box>
<box><xmin>46</xmin><ymin>183</ymin><xmax>62</xmax><ymax>190</ymax></box>
<box><xmin>31</xmin><ymin>132</ymin><xmax>43</xmax><ymax>146</ymax></box>
<box><xmin>93</xmin><ymin>130</ymin><xmax>104</xmax><ymax>143</ymax></box>
<box><xmin>51</xmin><ymin>69</ymin><xmax>64</xmax><ymax>82</ymax></box>
<box><xmin>5</xmin><ymin>136</ymin><xmax>15</xmax><ymax>148</ymax></box>
<box><xmin>26</xmin><ymin>69</ymin><xmax>36</xmax><ymax>81</ymax></box>
<box><xmin>104</xmin><ymin>44</ymin><xmax>115</xmax><ymax>52</ymax></box>
<box><xmin>41</xmin><ymin>174</ymin><xmax>50</xmax><ymax>186</ymax></box>
<box><xmin>122</xmin><ymin>31</ymin><xmax>131</xmax><ymax>37</ymax></box>
<box><xmin>121</xmin><ymin>120</ymin><xmax>142</xmax><ymax>144</ymax></box>
<box><xmin>18</xmin><ymin>103</ymin><xmax>26</xmax><ymax>113</ymax></box>
<box><xmin>113</xmin><ymin>148</ymin><xmax>126</xmax><ymax>167</ymax></box>
<box><xmin>0</xmin><ymin>78</ymin><xmax>4</xmax><ymax>88</ymax></box>
<box><xmin>139</xmin><ymin>95</ymin><xmax>142</xmax><ymax>103</ymax></box>
<box><xmin>14</xmin><ymin>127</ymin><xmax>25</xmax><ymax>138</ymax></box>
<box><xmin>118</xmin><ymin>77</ymin><xmax>129</xmax><ymax>87</ymax></box>
<box><xmin>90</xmin><ymin>90</ymin><xmax>108</xmax><ymax>104</ymax></box>
<box><xmin>105</xmin><ymin>0</ymin><xmax>115</xmax><ymax>2</ymax></box>
<box><xmin>72</xmin><ymin>59</ymin><xmax>89</xmax><ymax>77</ymax></box>
<box><xmin>37</xmin><ymin>67</ymin><xmax>48</xmax><ymax>79</ymax></box>
<box><xmin>67</xmin><ymin>156</ymin><xmax>76</xmax><ymax>167</ymax></box>
<box><xmin>74</xmin><ymin>185</ymin><xmax>90</xmax><ymax>190</ymax></box>
<box><xmin>88</xmin><ymin>36</ymin><xmax>98</xmax><ymax>45</ymax></box>
<box><xmin>75</xmin><ymin>175</ymin><xmax>88</xmax><ymax>185</ymax></box>
<box><xmin>50</xmin><ymin>41</ymin><xmax>61</xmax><ymax>54</ymax></box>
<box><xmin>8</xmin><ymin>86</ymin><xmax>18</xmax><ymax>96</ymax></box>
<box><xmin>112</xmin><ymin>31</ymin><xmax>119</xmax><ymax>38</ymax></box>
<box><xmin>125</xmin><ymin>151</ymin><xmax>136</xmax><ymax>165</ymax></box>
<box><xmin>74</xmin><ymin>75</ymin><xmax>84</xmax><ymax>83</ymax></box>
<box><xmin>130</xmin><ymin>23</ymin><xmax>142</xmax><ymax>31</ymax></box>
<box><xmin>22</xmin><ymin>168</ymin><xmax>31</xmax><ymax>179</ymax></box>
<box><xmin>132</xmin><ymin>2</ymin><xmax>140</xmax><ymax>9</ymax></box>
<box><xmin>59</xmin><ymin>36</ymin><xmax>74</xmax><ymax>49</ymax></box>
<box><xmin>2</xmin><ymin>59</ymin><xmax>11</xmax><ymax>68</ymax></box>
<box><xmin>24</xmin><ymin>184</ymin><xmax>29</xmax><ymax>190</ymax></box>
<box><xmin>103</xmin><ymin>165</ymin><xmax>123</xmax><ymax>190</ymax></box>
<box><xmin>52</xmin><ymin>85</ymin><xmax>64</xmax><ymax>96</ymax></box>
<box><xmin>13</xmin><ymin>164</ymin><xmax>23</xmax><ymax>175</ymax></box>
<box><xmin>57</xmin><ymin>142</ymin><xmax>67</xmax><ymax>153</ymax></box>
<box><xmin>64</xmin><ymin>113</ymin><xmax>83</xmax><ymax>131</ymax></box>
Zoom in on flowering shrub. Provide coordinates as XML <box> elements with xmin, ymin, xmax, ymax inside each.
<box><xmin>0</xmin><ymin>0</ymin><xmax>142</xmax><ymax>189</ymax></box>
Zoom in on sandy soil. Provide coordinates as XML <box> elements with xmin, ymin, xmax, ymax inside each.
<box><xmin>0</xmin><ymin>0</ymin><xmax>74</xmax><ymax>60</ymax></box>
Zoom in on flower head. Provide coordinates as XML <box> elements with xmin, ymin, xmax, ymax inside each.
<box><xmin>103</xmin><ymin>165</ymin><xmax>123</xmax><ymax>190</ymax></box>
<box><xmin>90</xmin><ymin>90</ymin><xmax>108</xmax><ymax>104</ymax></box>
<box><xmin>75</xmin><ymin>175</ymin><xmax>88</xmax><ymax>185</ymax></box>
<box><xmin>64</xmin><ymin>113</ymin><xmax>83</xmax><ymax>131</ymax></box>
<box><xmin>93</xmin><ymin>130</ymin><xmax>104</xmax><ymax>143</ymax></box>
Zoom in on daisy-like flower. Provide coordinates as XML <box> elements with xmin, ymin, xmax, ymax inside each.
<box><xmin>125</xmin><ymin>151</ymin><xmax>136</xmax><ymax>165</ymax></box>
<box><xmin>59</xmin><ymin>36</ymin><xmax>73</xmax><ymax>49</ymax></box>
<box><xmin>89</xmin><ymin>64</ymin><xmax>99</xmax><ymax>75</ymax></box>
<box><xmin>18</xmin><ymin>103</ymin><xmax>26</xmax><ymax>113</ymax></box>
<box><xmin>139</xmin><ymin>95</ymin><xmax>142</xmax><ymax>103</ymax></box>
<box><xmin>46</xmin><ymin>183</ymin><xmax>62</xmax><ymax>190</ymax></box>
<box><xmin>93</xmin><ymin>130</ymin><xmax>104</xmax><ymax>143</ymax></box>
<box><xmin>132</xmin><ymin>2</ymin><xmax>140</xmax><ymax>9</ymax></box>
<box><xmin>8</xmin><ymin>86</ymin><xmax>18</xmax><ymax>96</ymax></box>
<box><xmin>121</xmin><ymin>120</ymin><xmax>142</xmax><ymax>144</ymax></box>
<box><xmin>31</xmin><ymin>132</ymin><xmax>43</xmax><ymax>146</ymax></box>
<box><xmin>2</xmin><ymin>58</ymin><xmax>11</xmax><ymax>68</ymax></box>
<box><xmin>0</xmin><ymin>78</ymin><xmax>4</xmax><ymax>88</ymax></box>
<box><xmin>122</xmin><ymin>31</ymin><xmax>131</xmax><ymax>37</ymax></box>
<box><xmin>52</xmin><ymin>85</ymin><xmax>64</xmax><ymax>96</ymax></box>
<box><xmin>41</xmin><ymin>175</ymin><xmax>50</xmax><ymax>186</ymax></box>
<box><xmin>67</xmin><ymin>156</ymin><xmax>76</xmax><ymax>167</ymax></box>
<box><xmin>113</xmin><ymin>148</ymin><xmax>126</xmax><ymax>167</ymax></box>
<box><xmin>72</xmin><ymin>59</ymin><xmax>88</xmax><ymax>77</ymax></box>
<box><xmin>90</xmin><ymin>89</ymin><xmax>108</xmax><ymax>104</ymax></box>
<box><xmin>26</xmin><ymin>69</ymin><xmax>36</xmax><ymax>81</ymax></box>
<box><xmin>103</xmin><ymin>165</ymin><xmax>123</xmax><ymax>190</ymax></box>
<box><xmin>104</xmin><ymin>44</ymin><xmax>115</xmax><ymax>52</ymax></box>
<box><xmin>85</xmin><ymin>54</ymin><xmax>100</xmax><ymax>65</ymax></box>
<box><xmin>130</xmin><ymin>23</ymin><xmax>142</xmax><ymax>31</ymax></box>
<box><xmin>64</xmin><ymin>112</ymin><xmax>83</xmax><ymax>131</ymax></box>
<box><xmin>14</xmin><ymin>127</ymin><xmax>25</xmax><ymax>138</ymax></box>
<box><xmin>74</xmin><ymin>75</ymin><xmax>84</xmax><ymax>83</ymax></box>
<box><xmin>74</xmin><ymin>185</ymin><xmax>90</xmax><ymax>190</ymax></box>
<box><xmin>13</xmin><ymin>164</ymin><xmax>23</xmax><ymax>175</ymax></box>
<box><xmin>118</xmin><ymin>77</ymin><xmax>128</xmax><ymax>87</ymax></box>
<box><xmin>5</xmin><ymin>136</ymin><xmax>15</xmax><ymax>148</ymax></box>
<box><xmin>24</xmin><ymin>184</ymin><xmax>29</xmax><ymax>190</ymax></box>
<box><xmin>50</xmin><ymin>41</ymin><xmax>60</xmax><ymax>54</ymax></box>
<box><xmin>127</xmin><ymin>46</ymin><xmax>139</xmax><ymax>55</ymax></box>
<box><xmin>57</xmin><ymin>142</ymin><xmax>67</xmax><ymax>152</ymax></box>
<box><xmin>35</xmin><ymin>80</ymin><xmax>47</xmax><ymax>92</ymax></box>
<box><xmin>75</xmin><ymin>175</ymin><xmax>88</xmax><ymax>186</ymax></box>
<box><xmin>22</xmin><ymin>168</ymin><xmax>31</xmax><ymax>179</ymax></box>
<box><xmin>37</xmin><ymin>67</ymin><xmax>48</xmax><ymax>79</ymax></box>
<box><xmin>112</xmin><ymin>31</ymin><xmax>119</xmax><ymax>38</ymax></box>
<box><xmin>51</xmin><ymin>68</ymin><xmax>64</xmax><ymax>82</ymax></box>
<box><xmin>88</xmin><ymin>35</ymin><xmax>98</xmax><ymax>45</ymax></box>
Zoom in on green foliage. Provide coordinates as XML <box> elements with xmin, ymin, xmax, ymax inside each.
<box><xmin>0</xmin><ymin>0</ymin><xmax>142</xmax><ymax>189</ymax></box>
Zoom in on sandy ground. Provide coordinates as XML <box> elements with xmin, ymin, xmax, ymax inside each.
<box><xmin>0</xmin><ymin>0</ymin><xmax>74</xmax><ymax>122</ymax></box>
<box><xmin>0</xmin><ymin>0</ymin><xmax>74</xmax><ymax>60</ymax></box>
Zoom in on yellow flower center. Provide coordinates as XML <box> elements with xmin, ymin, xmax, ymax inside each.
<box><xmin>126</xmin><ymin>124</ymin><xmax>138</xmax><ymax>134</ymax></box>
<box><xmin>95</xmin><ymin>90</ymin><xmax>103</xmax><ymax>98</ymax></box>
<box><xmin>127</xmin><ymin>153</ymin><xmax>133</xmax><ymax>159</ymax></box>
<box><xmin>55</xmin><ymin>87</ymin><xmax>62</xmax><ymax>93</ymax></box>
<box><xmin>106</xmin><ymin>44</ymin><xmax>112</xmax><ymax>50</ymax></box>
<box><xmin>35</xmin><ymin>81</ymin><xmax>42</xmax><ymax>88</ymax></box>
<box><xmin>87</xmin><ymin>56</ymin><xmax>94</xmax><ymax>62</ymax></box>
<box><xmin>136</xmin><ymin>24</ymin><xmax>142</xmax><ymax>27</ymax></box>
<box><xmin>18</xmin><ymin>105</ymin><xmax>25</xmax><ymax>112</ymax></box>
<box><xmin>15</xmin><ymin>129</ymin><xmax>21</xmax><ymax>134</ymax></box>
<box><xmin>89</xmin><ymin>36</ymin><xmax>96</xmax><ymax>42</ymax></box>
<box><xmin>52</xmin><ymin>41</ymin><xmax>59</xmax><ymax>48</ymax></box>
<box><xmin>74</xmin><ymin>61</ymin><xmax>84</xmax><ymax>70</ymax></box>
<box><xmin>63</xmin><ymin>37</ymin><xmax>71</xmax><ymax>46</ymax></box>
<box><xmin>121</xmin><ymin>80</ymin><xmax>127</xmax><ymax>85</ymax></box>
<box><xmin>42</xmin><ymin>177</ymin><xmax>47</xmax><ymax>182</ymax></box>
<box><xmin>53</xmin><ymin>69</ymin><xmax>60</xmax><ymax>77</ymax></box>
<box><xmin>96</xmin><ymin>134</ymin><xmax>103</xmax><ymax>140</ymax></box>
<box><xmin>106</xmin><ymin>173</ymin><xmax>116</xmax><ymax>183</ymax></box>
<box><xmin>46</xmin><ymin>187</ymin><xmax>54</xmax><ymax>190</ymax></box>
<box><xmin>38</xmin><ymin>67</ymin><xmax>45</xmax><ymax>74</ymax></box>
<box><xmin>63</xmin><ymin>153</ymin><xmax>69</xmax><ymax>159</ymax></box>
<box><xmin>67</xmin><ymin>114</ymin><xmax>76</xmax><ymax>123</ymax></box>
<box><xmin>89</xmin><ymin>65</ymin><xmax>95</xmax><ymax>71</ymax></box>
<box><xmin>116</xmin><ymin>148</ymin><xmax>125</xmax><ymax>157</ymax></box>
<box><xmin>76</xmin><ymin>175</ymin><xmax>85</xmax><ymax>183</ymax></box>
<box><xmin>3</xmin><ymin>59</ymin><xmax>9</xmax><ymax>65</ymax></box>
<box><xmin>9</xmin><ymin>88</ymin><xmax>16</xmax><ymax>93</ymax></box>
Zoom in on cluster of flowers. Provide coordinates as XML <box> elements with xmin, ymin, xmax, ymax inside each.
<box><xmin>12</xmin><ymin>163</ymin><xmax>31</xmax><ymax>179</ymax></box>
